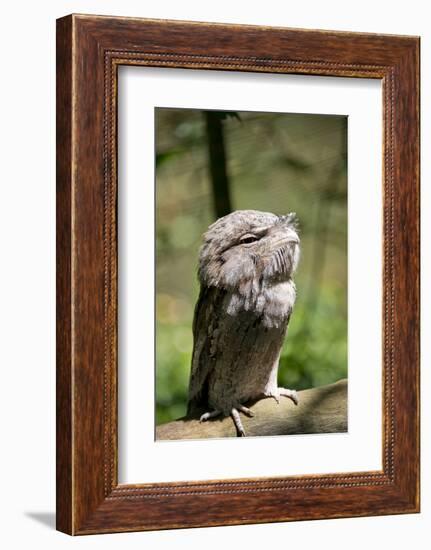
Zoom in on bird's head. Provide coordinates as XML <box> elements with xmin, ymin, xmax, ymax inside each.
<box><xmin>198</xmin><ymin>210</ymin><xmax>300</xmax><ymax>292</ymax></box>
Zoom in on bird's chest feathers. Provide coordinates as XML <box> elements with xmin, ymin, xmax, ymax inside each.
<box><xmin>225</xmin><ymin>279</ymin><xmax>296</xmax><ymax>328</ymax></box>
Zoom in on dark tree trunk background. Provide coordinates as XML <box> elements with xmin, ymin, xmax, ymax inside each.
<box><xmin>205</xmin><ymin>111</ymin><xmax>233</xmax><ymax>218</ymax></box>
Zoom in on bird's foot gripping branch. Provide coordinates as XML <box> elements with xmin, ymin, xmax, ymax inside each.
<box><xmin>157</xmin><ymin>379</ymin><xmax>347</xmax><ymax>440</ymax></box>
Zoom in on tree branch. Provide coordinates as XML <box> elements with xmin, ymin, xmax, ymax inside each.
<box><xmin>156</xmin><ymin>379</ymin><xmax>347</xmax><ymax>440</ymax></box>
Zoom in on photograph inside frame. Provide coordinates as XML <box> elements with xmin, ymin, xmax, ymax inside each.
<box><xmin>154</xmin><ymin>107</ymin><xmax>348</xmax><ymax>440</ymax></box>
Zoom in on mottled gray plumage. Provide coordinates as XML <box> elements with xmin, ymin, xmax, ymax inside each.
<box><xmin>187</xmin><ymin>209</ymin><xmax>300</xmax><ymax>436</ymax></box>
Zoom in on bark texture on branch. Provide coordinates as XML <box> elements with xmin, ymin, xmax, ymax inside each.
<box><xmin>156</xmin><ymin>378</ymin><xmax>347</xmax><ymax>440</ymax></box>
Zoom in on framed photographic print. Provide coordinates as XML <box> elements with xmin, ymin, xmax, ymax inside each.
<box><xmin>56</xmin><ymin>14</ymin><xmax>420</xmax><ymax>534</ymax></box>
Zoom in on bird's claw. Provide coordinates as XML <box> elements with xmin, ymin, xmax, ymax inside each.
<box><xmin>231</xmin><ymin>407</ymin><xmax>250</xmax><ymax>437</ymax></box>
<box><xmin>238</xmin><ymin>404</ymin><xmax>254</xmax><ymax>417</ymax></box>
<box><xmin>279</xmin><ymin>387</ymin><xmax>299</xmax><ymax>405</ymax></box>
<box><xmin>200</xmin><ymin>406</ymin><xmax>254</xmax><ymax>436</ymax></box>
<box><xmin>199</xmin><ymin>410</ymin><xmax>221</xmax><ymax>423</ymax></box>
<box><xmin>268</xmin><ymin>388</ymin><xmax>299</xmax><ymax>406</ymax></box>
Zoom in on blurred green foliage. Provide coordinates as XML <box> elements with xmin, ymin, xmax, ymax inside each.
<box><xmin>155</xmin><ymin>108</ymin><xmax>347</xmax><ymax>425</ymax></box>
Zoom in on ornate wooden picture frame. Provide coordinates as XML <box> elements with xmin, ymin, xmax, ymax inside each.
<box><xmin>56</xmin><ymin>14</ymin><xmax>420</xmax><ymax>535</ymax></box>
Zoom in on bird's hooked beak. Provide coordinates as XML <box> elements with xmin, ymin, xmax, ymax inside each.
<box><xmin>279</xmin><ymin>213</ymin><xmax>300</xmax><ymax>244</ymax></box>
<box><xmin>287</xmin><ymin>234</ymin><xmax>300</xmax><ymax>244</ymax></box>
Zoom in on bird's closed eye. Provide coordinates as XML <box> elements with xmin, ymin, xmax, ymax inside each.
<box><xmin>239</xmin><ymin>234</ymin><xmax>259</xmax><ymax>245</ymax></box>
